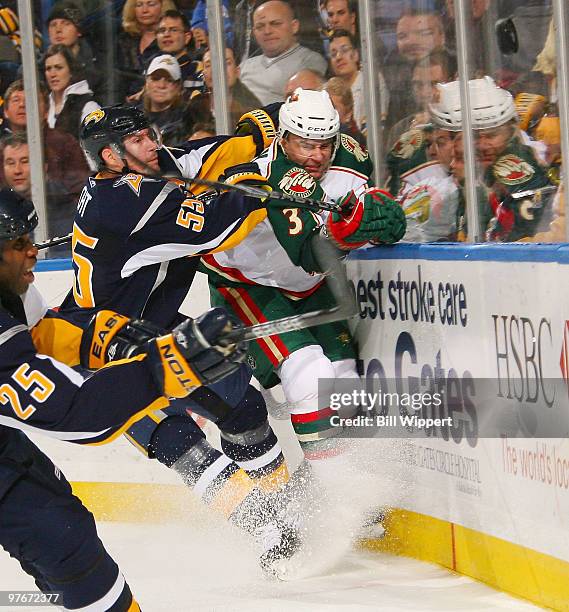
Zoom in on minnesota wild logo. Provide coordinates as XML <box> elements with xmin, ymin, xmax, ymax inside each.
<box><xmin>493</xmin><ymin>154</ymin><xmax>535</xmax><ymax>185</ymax></box>
<box><xmin>341</xmin><ymin>134</ymin><xmax>368</xmax><ymax>162</ymax></box>
<box><xmin>392</xmin><ymin>129</ymin><xmax>424</xmax><ymax>159</ymax></box>
<box><xmin>278</xmin><ymin>168</ymin><xmax>316</xmax><ymax>198</ymax></box>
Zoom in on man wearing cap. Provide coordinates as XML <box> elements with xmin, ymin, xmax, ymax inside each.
<box><xmin>139</xmin><ymin>54</ymin><xmax>188</xmax><ymax>145</ymax></box>
<box><xmin>46</xmin><ymin>0</ymin><xmax>104</xmax><ymax>100</ymax></box>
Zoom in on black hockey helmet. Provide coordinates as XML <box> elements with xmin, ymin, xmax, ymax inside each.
<box><xmin>80</xmin><ymin>105</ymin><xmax>159</xmax><ymax>171</ymax></box>
<box><xmin>0</xmin><ymin>189</ymin><xmax>38</xmax><ymax>241</ymax></box>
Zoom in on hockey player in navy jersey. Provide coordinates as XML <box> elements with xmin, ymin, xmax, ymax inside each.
<box><xmin>0</xmin><ymin>189</ymin><xmax>251</xmax><ymax>610</ymax></box>
<box><xmin>55</xmin><ymin>105</ymin><xmax>299</xmax><ymax>570</ymax></box>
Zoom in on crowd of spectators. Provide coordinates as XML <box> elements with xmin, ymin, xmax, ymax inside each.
<box><xmin>0</xmin><ymin>0</ymin><xmax>562</xmax><ymax>251</ymax></box>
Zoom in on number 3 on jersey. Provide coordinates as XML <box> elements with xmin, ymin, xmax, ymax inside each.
<box><xmin>72</xmin><ymin>223</ymin><xmax>99</xmax><ymax>308</ymax></box>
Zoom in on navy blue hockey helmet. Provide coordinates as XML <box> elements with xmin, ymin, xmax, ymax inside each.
<box><xmin>0</xmin><ymin>189</ymin><xmax>38</xmax><ymax>241</ymax></box>
<box><xmin>80</xmin><ymin>105</ymin><xmax>159</xmax><ymax>171</ymax></box>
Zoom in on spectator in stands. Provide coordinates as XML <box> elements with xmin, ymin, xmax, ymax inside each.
<box><xmin>0</xmin><ymin>133</ymin><xmax>75</xmax><ymax>251</ymax></box>
<box><xmin>387</xmin><ymin>50</ymin><xmax>453</xmax><ymax>149</ymax></box>
<box><xmin>0</xmin><ymin>5</ymin><xmax>43</xmax><ymax>89</ymax></box>
<box><xmin>0</xmin><ymin>79</ymin><xmax>89</xmax><ymax>199</ymax></box>
<box><xmin>323</xmin><ymin>76</ymin><xmax>365</xmax><ymax>146</ymax></box>
<box><xmin>139</xmin><ymin>54</ymin><xmax>187</xmax><ymax>145</ymax></box>
<box><xmin>190</xmin><ymin>0</ymin><xmax>233</xmax><ymax>59</ymax></box>
<box><xmin>186</xmin><ymin>47</ymin><xmax>261</xmax><ymax>136</ymax></box>
<box><xmin>233</xmin><ymin>0</ymin><xmax>324</xmax><ymax>65</ymax></box>
<box><xmin>284</xmin><ymin>69</ymin><xmax>324</xmax><ymax>99</ymax></box>
<box><xmin>239</xmin><ymin>0</ymin><xmax>327</xmax><ymax>105</ymax></box>
<box><xmin>44</xmin><ymin>44</ymin><xmax>100</xmax><ymax>139</ymax></box>
<box><xmin>442</xmin><ymin>0</ymin><xmax>507</xmax><ymax>77</ymax></box>
<box><xmin>384</xmin><ymin>8</ymin><xmax>451</xmax><ymax>132</ymax></box>
<box><xmin>117</xmin><ymin>0</ymin><xmax>177</xmax><ymax>99</ymax></box>
<box><xmin>324</xmin><ymin>0</ymin><xmax>357</xmax><ymax>36</ymax></box>
<box><xmin>156</xmin><ymin>10</ymin><xmax>203</xmax><ymax>96</ymax></box>
<box><xmin>46</xmin><ymin>1</ymin><xmax>104</xmax><ymax>101</ymax></box>
<box><xmin>328</xmin><ymin>29</ymin><xmax>388</xmax><ymax>132</ymax></box>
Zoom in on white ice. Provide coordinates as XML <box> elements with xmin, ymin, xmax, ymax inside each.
<box><xmin>0</xmin><ymin>404</ymin><xmax>538</xmax><ymax>610</ymax></box>
<box><xmin>0</xmin><ymin>519</ymin><xmax>537</xmax><ymax>611</ymax></box>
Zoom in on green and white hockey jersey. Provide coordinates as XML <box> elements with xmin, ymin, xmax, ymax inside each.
<box><xmin>203</xmin><ymin>134</ymin><xmax>373</xmax><ymax>297</ymax></box>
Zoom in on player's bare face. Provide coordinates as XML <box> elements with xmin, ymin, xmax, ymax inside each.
<box><xmin>123</xmin><ymin>129</ymin><xmax>160</xmax><ymax>173</ymax></box>
<box><xmin>281</xmin><ymin>134</ymin><xmax>334</xmax><ymax>180</ymax></box>
<box><xmin>0</xmin><ymin>234</ymin><xmax>38</xmax><ymax>296</ymax></box>
<box><xmin>475</xmin><ymin>125</ymin><xmax>512</xmax><ymax>169</ymax></box>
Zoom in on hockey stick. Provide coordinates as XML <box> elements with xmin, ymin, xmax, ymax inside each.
<box><xmin>35</xmin><ymin>233</ymin><xmax>72</xmax><ymax>250</ymax></box>
<box><xmin>179</xmin><ymin>175</ymin><xmax>343</xmax><ymax>213</ymax></box>
<box><xmin>222</xmin><ymin>303</ymin><xmax>355</xmax><ymax>343</ymax></box>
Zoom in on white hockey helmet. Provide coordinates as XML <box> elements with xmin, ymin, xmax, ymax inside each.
<box><xmin>429</xmin><ymin>76</ymin><xmax>518</xmax><ymax>131</ymax></box>
<box><xmin>278</xmin><ymin>88</ymin><xmax>340</xmax><ymax>145</ymax></box>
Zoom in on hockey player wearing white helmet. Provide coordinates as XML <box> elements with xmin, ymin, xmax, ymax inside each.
<box><xmin>203</xmin><ymin>88</ymin><xmax>406</xmax><ymax>462</ymax></box>
<box><xmin>429</xmin><ymin>76</ymin><xmax>553</xmax><ymax>241</ymax></box>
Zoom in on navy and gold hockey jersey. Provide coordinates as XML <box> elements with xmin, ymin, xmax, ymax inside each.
<box><xmin>60</xmin><ymin>136</ymin><xmax>266</xmax><ymax>328</ymax></box>
<box><xmin>0</xmin><ymin>292</ymin><xmax>168</xmax><ymax>446</ymax></box>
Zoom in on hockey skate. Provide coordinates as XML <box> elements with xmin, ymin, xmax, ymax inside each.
<box><xmin>256</xmin><ymin>521</ymin><xmax>302</xmax><ymax>579</ymax></box>
<box><xmin>356</xmin><ymin>509</ymin><xmax>386</xmax><ymax>541</ymax></box>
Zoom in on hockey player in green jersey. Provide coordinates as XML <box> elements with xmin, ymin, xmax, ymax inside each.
<box><xmin>204</xmin><ymin>88</ymin><xmax>406</xmax><ymax>460</ymax></box>
<box><xmin>429</xmin><ymin>76</ymin><xmax>553</xmax><ymax>241</ymax></box>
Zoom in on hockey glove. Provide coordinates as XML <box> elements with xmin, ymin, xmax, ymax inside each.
<box><xmin>326</xmin><ymin>188</ymin><xmax>406</xmax><ymax>250</ymax></box>
<box><xmin>145</xmin><ymin>307</ymin><xmax>249</xmax><ymax>399</ymax></box>
<box><xmin>218</xmin><ymin>163</ymin><xmax>272</xmax><ymax>201</ymax></box>
<box><xmin>235</xmin><ymin>105</ymin><xmax>280</xmax><ymax>153</ymax></box>
<box><xmin>79</xmin><ymin>310</ymin><xmax>152</xmax><ymax>370</ymax></box>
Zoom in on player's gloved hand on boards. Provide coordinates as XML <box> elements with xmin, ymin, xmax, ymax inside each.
<box><xmin>145</xmin><ymin>307</ymin><xmax>249</xmax><ymax>399</ymax></box>
<box><xmin>218</xmin><ymin>163</ymin><xmax>272</xmax><ymax>201</ymax></box>
<box><xmin>326</xmin><ymin>187</ymin><xmax>406</xmax><ymax>250</ymax></box>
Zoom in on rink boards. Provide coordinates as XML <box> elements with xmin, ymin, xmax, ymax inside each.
<box><xmin>33</xmin><ymin>245</ymin><xmax>569</xmax><ymax>610</ymax></box>
<box><xmin>349</xmin><ymin>243</ymin><xmax>569</xmax><ymax>611</ymax></box>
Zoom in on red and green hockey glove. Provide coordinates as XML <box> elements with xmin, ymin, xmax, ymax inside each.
<box><xmin>326</xmin><ymin>187</ymin><xmax>406</xmax><ymax>250</ymax></box>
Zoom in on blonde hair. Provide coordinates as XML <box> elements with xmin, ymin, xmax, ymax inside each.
<box><xmin>122</xmin><ymin>0</ymin><xmax>177</xmax><ymax>36</ymax></box>
<box><xmin>323</xmin><ymin>77</ymin><xmax>354</xmax><ymax>111</ymax></box>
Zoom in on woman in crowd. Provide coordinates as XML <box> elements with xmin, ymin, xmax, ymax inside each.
<box><xmin>118</xmin><ymin>0</ymin><xmax>177</xmax><ymax>99</ymax></box>
<box><xmin>44</xmin><ymin>44</ymin><xmax>100</xmax><ymax>138</ymax></box>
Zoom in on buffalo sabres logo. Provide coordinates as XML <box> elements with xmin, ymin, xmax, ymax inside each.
<box><xmin>84</xmin><ymin>108</ymin><xmax>105</xmax><ymax>126</ymax></box>
<box><xmin>392</xmin><ymin>129</ymin><xmax>424</xmax><ymax>160</ymax></box>
<box><xmin>113</xmin><ymin>173</ymin><xmax>144</xmax><ymax>195</ymax></box>
<box><xmin>493</xmin><ymin>154</ymin><xmax>535</xmax><ymax>185</ymax></box>
<box><xmin>278</xmin><ymin>168</ymin><xmax>316</xmax><ymax>198</ymax></box>
<box><xmin>341</xmin><ymin>134</ymin><xmax>368</xmax><ymax>162</ymax></box>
